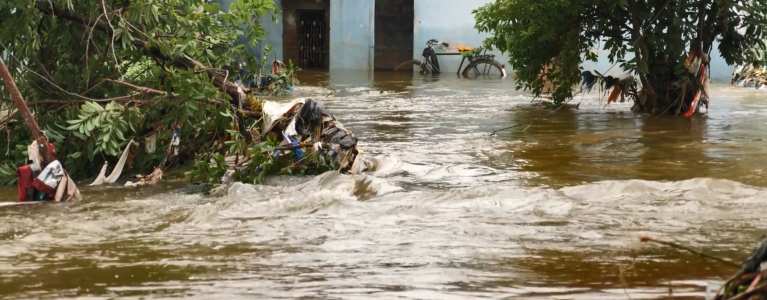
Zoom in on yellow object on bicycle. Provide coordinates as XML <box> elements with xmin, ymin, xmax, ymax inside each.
<box><xmin>457</xmin><ymin>46</ymin><xmax>474</xmax><ymax>52</ymax></box>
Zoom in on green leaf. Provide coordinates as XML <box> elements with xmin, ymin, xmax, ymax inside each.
<box><xmin>618</xmin><ymin>0</ymin><xmax>628</xmax><ymax>9</ymax></box>
<box><xmin>66</xmin><ymin>123</ymin><xmax>81</xmax><ymax>131</ymax></box>
<box><xmin>189</xmin><ymin>100</ymin><xmax>199</xmax><ymax>111</ymax></box>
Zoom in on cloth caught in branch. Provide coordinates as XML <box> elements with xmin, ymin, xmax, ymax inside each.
<box><xmin>32</xmin><ymin>160</ymin><xmax>64</xmax><ymax>195</ymax></box>
<box><xmin>90</xmin><ymin>140</ymin><xmax>135</xmax><ymax>186</ymax></box>
<box><xmin>295</xmin><ymin>99</ymin><xmax>333</xmax><ymax>137</ymax></box>
<box><xmin>580</xmin><ymin>71</ymin><xmax>597</xmax><ymax>93</ymax></box>
<box><xmin>55</xmin><ymin>171</ymin><xmax>81</xmax><ymax>202</ymax></box>
<box><xmin>145</xmin><ymin>132</ymin><xmax>157</xmax><ymax>154</ymax></box>
<box><xmin>261</xmin><ymin>99</ymin><xmax>304</xmax><ymax>135</ymax></box>
<box><xmin>16</xmin><ymin>165</ymin><xmax>35</xmax><ymax>201</ymax></box>
<box><xmin>27</xmin><ymin>141</ymin><xmax>56</xmax><ymax>172</ymax></box>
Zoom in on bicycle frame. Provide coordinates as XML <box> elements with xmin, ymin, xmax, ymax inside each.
<box><xmin>417</xmin><ymin>40</ymin><xmax>496</xmax><ymax>76</ymax></box>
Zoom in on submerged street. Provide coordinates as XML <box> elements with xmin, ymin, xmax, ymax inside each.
<box><xmin>2</xmin><ymin>71</ymin><xmax>767</xmax><ymax>299</ymax></box>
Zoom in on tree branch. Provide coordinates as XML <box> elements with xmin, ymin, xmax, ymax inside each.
<box><xmin>0</xmin><ymin>110</ymin><xmax>19</xmax><ymax>127</ymax></box>
<box><xmin>105</xmin><ymin>79</ymin><xmax>261</xmax><ymax>118</ymax></box>
<box><xmin>34</xmin><ymin>1</ymin><xmax>249</xmax><ymax>106</ymax></box>
<box><xmin>27</xmin><ymin>98</ymin><xmax>145</xmax><ymax>106</ymax></box>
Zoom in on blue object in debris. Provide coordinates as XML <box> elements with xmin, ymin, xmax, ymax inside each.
<box><xmin>290</xmin><ymin>139</ymin><xmax>303</xmax><ymax>159</ymax></box>
<box><xmin>273</xmin><ymin>136</ymin><xmax>304</xmax><ymax>159</ymax></box>
<box><xmin>287</xmin><ymin>85</ymin><xmax>294</xmax><ymax>92</ymax></box>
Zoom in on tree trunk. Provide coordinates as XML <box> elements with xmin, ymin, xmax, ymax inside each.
<box><xmin>626</xmin><ymin>0</ymin><xmax>658</xmax><ymax>113</ymax></box>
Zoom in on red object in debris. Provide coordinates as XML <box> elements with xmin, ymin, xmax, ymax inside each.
<box><xmin>47</xmin><ymin>142</ymin><xmax>57</xmax><ymax>162</ymax></box>
<box><xmin>15</xmin><ymin>143</ymin><xmax>57</xmax><ymax>201</ymax></box>
<box><xmin>16</xmin><ymin>165</ymin><xmax>34</xmax><ymax>202</ymax></box>
<box><xmin>32</xmin><ymin>177</ymin><xmax>56</xmax><ymax>195</ymax></box>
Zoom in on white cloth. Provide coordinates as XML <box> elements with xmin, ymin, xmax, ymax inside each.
<box><xmin>37</xmin><ymin>160</ymin><xmax>64</xmax><ymax>189</ymax></box>
<box><xmin>688</xmin><ymin>56</ymin><xmax>702</xmax><ymax>75</ymax></box>
<box><xmin>90</xmin><ymin>140</ymin><xmax>135</xmax><ymax>186</ymax></box>
<box><xmin>28</xmin><ymin>140</ymin><xmax>43</xmax><ymax>172</ymax></box>
<box><xmin>261</xmin><ymin>98</ymin><xmax>305</xmax><ymax>135</ymax></box>
<box><xmin>284</xmin><ymin>115</ymin><xmax>299</xmax><ymax>137</ymax></box>
<box><xmin>145</xmin><ymin>132</ymin><xmax>157</xmax><ymax>153</ymax></box>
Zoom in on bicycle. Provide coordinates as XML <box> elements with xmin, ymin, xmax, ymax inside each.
<box><xmin>394</xmin><ymin>39</ymin><xmax>507</xmax><ymax>78</ymax></box>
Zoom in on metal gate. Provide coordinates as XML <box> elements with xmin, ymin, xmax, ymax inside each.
<box><xmin>297</xmin><ymin>10</ymin><xmax>327</xmax><ymax>69</ymax></box>
<box><xmin>374</xmin><ymin>0</ymin><xmax>414</xmax><ymax>71</ymax></box>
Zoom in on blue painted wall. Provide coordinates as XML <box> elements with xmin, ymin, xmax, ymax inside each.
<box><xmin>413</xmin><ymin>0</ymin><xmax>509</xmax><ymax>73</ymax></box>
<box><xmin>329</xmin><ymin>0</ymin><xmax>375</xmax><ymax>71</ymax></box>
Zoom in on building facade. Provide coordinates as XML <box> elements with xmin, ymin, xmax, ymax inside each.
<box><xmin>214</xmin><ymin>0</ymin><xmax>506</xmax><ymax>73</ymax></box>
<box><xmin>215</xmin><ymin>0</ymin><xmax>732</xmax><ymax>80</ymax></box>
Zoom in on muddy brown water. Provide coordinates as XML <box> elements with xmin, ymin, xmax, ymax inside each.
<box><xmin>2</xmin><ymin>70</ymin><xmax>767</xmax><ymax>299</ymax></box>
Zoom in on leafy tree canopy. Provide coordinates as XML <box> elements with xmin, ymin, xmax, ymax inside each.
<box><xmin>0</xmin><ymin>0</ymin><xmax>278</xmax><ymax>181</ymax></box>
<box><xmin>473</xmin><ymin>0</ymin><xmax>767</xmax><ymax>113</ymax></box>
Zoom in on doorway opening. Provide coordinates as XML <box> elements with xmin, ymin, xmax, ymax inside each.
<box><xmin>297</xmin><ymin>10</ymin><xmax>327</xmax><ymax>69</ymax></box>
<box><xmin>282</xmin><ymin>0</ymin><xmax>329</xmax><ymax>70</ymax></box>
<box><xmin>374</xmin><ymin>0</ymin><xmax>415</xmax><ymax>71</ymax></box>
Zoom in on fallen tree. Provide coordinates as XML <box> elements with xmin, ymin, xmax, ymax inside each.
<box><xmin>473</xmin><ymin>0</ymin><xmax>767</xmax><ymax>115</ymax></box>
<box><xmin>0</xmin><ymin>0</ymin><xmax>342</xmax><ymax>186</ymax></box>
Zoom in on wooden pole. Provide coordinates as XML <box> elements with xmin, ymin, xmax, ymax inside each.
<box><xmin>0</xmin><ymin>56</ymin><xmax>53</xmax><ymax>164</ymax></box>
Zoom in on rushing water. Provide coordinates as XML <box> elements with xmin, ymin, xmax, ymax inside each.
<box><xmin>2</xmin><ymin>71</ymin><xmax>767</xmax><ymax>299</ymax></box>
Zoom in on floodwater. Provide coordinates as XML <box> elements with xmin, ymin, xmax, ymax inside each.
<box><xmin>2</xmin><ymin>70</ymin><xmax>767</xmax><ymax>299</ymax></box>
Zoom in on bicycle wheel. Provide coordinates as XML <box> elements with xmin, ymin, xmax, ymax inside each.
<box><xmin>395</xmin><ymin>59</ymin><xmax>432</xmax><ymax>75</ymax></box>
<box><xmin>462</xmin><ymin>59</ymin><xmax>506</xmax><ymax>78</ymax></box>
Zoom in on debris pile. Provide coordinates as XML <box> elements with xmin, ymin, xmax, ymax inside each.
<box><xmin>578</xmin><ymin>49</ymin><xmax>709</xmax><ymax>116</ymax></box>
<box><xmin>640</xmin><ymin>236</ymin><xmax>767</xmax><ymax>300</ymax></box>
<box><xmin>16</xmin><ymin>139</ymin><xmax>81</xmax><ymax>202</ymax></box>
<box><xmin>710</xmin><ymin>236</ymin><xmax>767</xmax><ymax>300</ymax></box>
<box><xmin>732</xmin><ymin>65</ymin><xmax>767</xmax><ymax>90</ymax></box>
<box><xmin>212</xmin><ymin>97</ymin><xmax>372</xmax><ymax>193</ymax></box>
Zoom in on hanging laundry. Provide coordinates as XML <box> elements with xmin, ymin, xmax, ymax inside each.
<box><xmin>580</xmin><ymin>71</ymin><xmax>597</xmax><ymax>93</ymax></box>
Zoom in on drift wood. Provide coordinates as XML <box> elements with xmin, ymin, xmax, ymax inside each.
<box><xmin>639</xmin><ymin>236</ymin><xmax>740</xmax><ymax>269</ymax></box>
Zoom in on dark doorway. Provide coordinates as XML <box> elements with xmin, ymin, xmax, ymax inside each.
<box><xmin>282</xmin><ymin>0</ymin><xmax>329</xmax><ymax>70</ymax></box>
<box><xmin>297</xmin><ymin>10</ymin><xmax>327</xmax><ymax>69</ymax></box>
<box><xmin>374</xmin><ymin>0</ymin><xmax>415</xmax><ymax>71</ymax></box>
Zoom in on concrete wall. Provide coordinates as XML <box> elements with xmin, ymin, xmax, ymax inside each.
<box><xmin>329</xmin><ymin>0</ymin><xmax>375</xmax><ymax>70</ymax></box>
<box><xmin>413</xmin><ymin>0</ymin><xmax>508</xmax><ymax>73</ymax></box>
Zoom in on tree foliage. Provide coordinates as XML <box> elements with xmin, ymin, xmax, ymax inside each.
<box><xmin>474</xmin><ymin>0</ymin><xmax>767</xmax><ymax>112</ymax></box>
<box><xmin>0</xmin><ymin>0</ymin><xmax>279</xmax><ymax>181</ymax></box>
